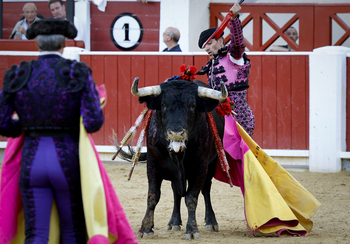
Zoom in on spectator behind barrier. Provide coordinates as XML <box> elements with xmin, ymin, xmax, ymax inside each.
<box><xmin>48</xmin><ymin>0</ymin><xmax>85</xmax><ymax>41</ymax></box>
<box><xmin>9</xmin><ymin>3</ymin><xmax>42</xmax><ymax>40</ymax></box>
<box><xmin>270</xmin><ymin>26</ymin><xmax>299</xmax><ymax>52</ymax></box>
<box><xmin>162</xmin><ymin>27</ymin><xmax>182</xmax><ymax>52</ymax></box>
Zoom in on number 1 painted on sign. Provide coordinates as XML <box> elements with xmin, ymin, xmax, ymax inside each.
<box><xmin>123</xmin><ymin>23</ymin><xmax>130</xmax><ymax>41</ymax></box>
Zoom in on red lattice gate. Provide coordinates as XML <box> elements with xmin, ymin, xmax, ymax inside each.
<box><xmin>210</xmin><ymin>3</ymin><xmax>350</xmax><ymax>51</ymax></box>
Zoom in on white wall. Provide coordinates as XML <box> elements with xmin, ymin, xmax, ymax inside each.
<box><xmin>188</xmin><ymin>0</ymin><xmax>211</xmax><ymax>52</ymax></box>
<box><xmin>159</xmin><ymin>0</ymin><xmax>190</xmax><ymax>52</ymax></box>
<box><xmin>75</xmin><ymin>0</ymin><xmax>91</xmax><ymax>51</ymax></box>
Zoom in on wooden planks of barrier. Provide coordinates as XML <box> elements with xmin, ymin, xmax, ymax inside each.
<box><xmin>0</xmin><ymin>52</ymin><xmax>311</xmax><ymax>150</ymax></box>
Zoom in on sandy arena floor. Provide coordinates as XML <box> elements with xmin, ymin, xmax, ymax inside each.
<box><xmin>105</xmin><ymin>161</ymin><xmax>350</xmax><ymax>244</ymax></box>
<box><xmin>1</xmin><ymin>161</ymin><xmax>349</xmax><ymax>244</ymax></box>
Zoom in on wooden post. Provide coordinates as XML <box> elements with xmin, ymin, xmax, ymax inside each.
<box><xmin>0</xmin><ymin>0</ymin><xmax>3</xmax><ymax>39</ymax></box>
<box><xmin>309</xmin><ymin>46</ymin><xmax>350</xmax><ymax>172</ymax></box>
<box><xmin>66</xmin><ymin>0</ymin><xmax>74</xmax><ymax>24</ymax></box>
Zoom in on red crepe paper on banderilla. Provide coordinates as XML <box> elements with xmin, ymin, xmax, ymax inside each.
<box><xmin>215</xmin><ymin>97</ymin><xmax>235</xmax><ymax>117</ymax></box>
<box><xmin>179</xmin><ymin>64</ymin><xmax>197</xmax><ymax>81</ymax></box>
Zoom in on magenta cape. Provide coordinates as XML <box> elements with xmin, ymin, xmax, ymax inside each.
<box><xmin>0</xmin><ymin>133</ymin><xmax>138</xmax><ymax>244</ymax></box>
<box><xmin>214</xmin><ymin>115</ymin><xmax>320</xmax><ymax>236</ymax></box>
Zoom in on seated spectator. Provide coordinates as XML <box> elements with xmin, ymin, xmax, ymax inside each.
<box><xmin>48</xmin><ymin>0</ymin><xmax>84</xmax><ymax>41</ymax></box>
<box><xmin>162</xmin><ymin>27</ymin><xmax>182</xmax><ymax>52</ymax></box>
<box><xmin>270</xmin><ymin>26</ymin><xmax>299</xmax><ymax>52</ymax></box>
<box><xmin>9</xmin><ymin>3</ymin><xmax>41</xmax><ymax>40</ymax></box>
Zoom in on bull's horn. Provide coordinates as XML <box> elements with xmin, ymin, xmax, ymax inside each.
<box><xmin>197</xmin><ymin>81</ymin><xmax>228</xmax><ymax>101</ymax></box>
<box><xmin>131</xmin><ymin>77</ymin><xmax>162</xmax><ymax>97</ymax></box>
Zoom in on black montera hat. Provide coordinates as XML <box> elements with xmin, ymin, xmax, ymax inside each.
<box><xmin>198</xmin><ymin>27</ymin><xmax>224</xmax><ymax>49</ymax></box>
<box><xmin>26</xmin><ymin>18</ymin><xmax>77</xmax><ymax>40</ymax></box>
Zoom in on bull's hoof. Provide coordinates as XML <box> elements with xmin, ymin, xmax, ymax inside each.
<box><xmin>137</xmin><ymin>231</ymin><xmax>154</xmax><ymax>238</ymax></box>
<box><xmin>205</xmin><ymin>224</ymin><xmax>219</xmax><ymax>232</ymax></box>
<box><xmin>185</xmin><ymin>232</ymin><xmax>200</xmax><ymax>240</ymax></box>
<box><xmin>166</xmin><ymin>224</ymin><xmax>181</xmax><ymax>231</ymax></box>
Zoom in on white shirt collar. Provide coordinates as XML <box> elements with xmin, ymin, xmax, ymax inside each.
<box><xmin>39</xmin><ymin>51</ymin><xmax>62</xmax><ymax>57</ymax></box>
<box><xmin>229</xmin><ymin>55</ymin><xmax>245</xmax><ymax>66</ymax></box>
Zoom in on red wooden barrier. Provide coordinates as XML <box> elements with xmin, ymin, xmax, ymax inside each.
<box><xmin>248</xmin><ymin>55</ymin><xmax>309</xmax><ymax>149</ymax></box>
<box><xmin>79</xmin><ymin>53</ymin><xmax>310</xmax><ymax>150</ymax></box>
<box><xmin>0</xmin><ymin>40</ymin><xmax>85</xmax><ymax>51</ymax></box>
<box><xmin>0</xmin><ymin>53</ymin><xmax>311</xmax><ymax>150</ymax></box>
<box><xmin>0</xmin><ymin>55</ymin><xmax>38</xmax><ymax>142</ymax></box>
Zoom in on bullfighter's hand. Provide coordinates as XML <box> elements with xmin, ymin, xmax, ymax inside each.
<box><xmin>230</xmin><ymin>1</ymin><xmax>241</xmax><ymax>19</ymax></box>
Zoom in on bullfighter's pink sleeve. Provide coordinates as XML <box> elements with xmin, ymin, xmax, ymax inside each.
<box><xmin>227</xmin><ymin>17</ymin><xmax>246</xmax><ymax>60</ymax></box>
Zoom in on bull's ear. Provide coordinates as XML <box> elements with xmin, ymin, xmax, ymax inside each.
<box><xmin>196</xmin><ymin>97</ymin><xmax>219</xmax><ymax>113</ymax></box>
<box><xmin>139</xmin><ymin>96</ymin><xmax>161</xmax><ymax>110</ymax></box>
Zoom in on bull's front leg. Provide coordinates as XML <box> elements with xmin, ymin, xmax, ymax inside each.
<box><xmin>184</xmin><ymin>189</ymin><xmax>200</xmax><ymax>240</ymax></box>
<box><xmin>185</xmin><ymin>168</ymin><xmax>209</xmax><ymax>240</ymax></box>
<box><xmin>202</xmin><ymin>172</ymin><xmax>219</xmax><ymax>232</ymax></box>
<box><xmin>166</xmin><ymin>181</ymin><xmax>182</xmax><ymax>231</ymax></box>
<box><xmin>184</xmin><ymin>160</ymin><xmax>213</xmax><ymax>240</ymax></box>
<box><xmin>138</xmin><ymin>166</ymin><xmax>162</xmax><ymax>238</ymax></box>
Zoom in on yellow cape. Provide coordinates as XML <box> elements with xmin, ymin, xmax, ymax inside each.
<box><xmin>219</xmin><ymin>116</ymin><xmax>321</xmax><ymax>236</ymax></box>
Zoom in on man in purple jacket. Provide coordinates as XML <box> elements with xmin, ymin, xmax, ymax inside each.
<box><xmin>197</xmin><ymin>1</ymin><xmax>255</xmax><ymax>137</ymax></box>
<box><xmin>0</xmin><ymin>19</ymin><xmax>103</xmax><ymax>242</ymax></box>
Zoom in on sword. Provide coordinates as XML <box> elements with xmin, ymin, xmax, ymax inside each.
<box><xmin>202</xmin><ymin>0</ymin><xmax>245</xmax><ymax>49</ymax></box>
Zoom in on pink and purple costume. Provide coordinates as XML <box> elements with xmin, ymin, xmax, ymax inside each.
<box><xmin>198</xmin><ymin>17</ymin><xmax>255</xmax><ymax>137</ymax></box>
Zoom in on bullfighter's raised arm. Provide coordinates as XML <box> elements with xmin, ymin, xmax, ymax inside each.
<box><xmin>227</xmin><ymin>2</ymin><xmax>246</xmax><ymax>60</ymax></box>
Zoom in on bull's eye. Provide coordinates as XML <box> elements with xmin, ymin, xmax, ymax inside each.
<box><xmin>161</xmin><ymin>103</ymin><xmax>167</xmax><ymax>110</ymax></box>
<box><xmin>189</xmin><ymin>103</ymin><xmax>196</xmax><ymax>111</ymax></box>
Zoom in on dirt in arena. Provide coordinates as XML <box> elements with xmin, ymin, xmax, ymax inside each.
<box><xmin>1</xmin><ymin>161</ymin><xmax>349</xmax><ymax>243</ymax></box>
<box><xmin>106</xmin><ymin>161</ymin><xmax>350</xmax><ymax>244</ymax></box>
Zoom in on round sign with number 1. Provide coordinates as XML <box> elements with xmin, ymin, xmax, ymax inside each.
<box><xmin>110</xmin><ymin>12</ymin><xmax>143</xmax><ymax>51</ymax></box>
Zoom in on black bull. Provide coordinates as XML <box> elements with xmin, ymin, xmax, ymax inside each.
<box><xmin>130</xmin><ymin>78</ymin><xmax>227</xmax><ymax>240</ymax></box>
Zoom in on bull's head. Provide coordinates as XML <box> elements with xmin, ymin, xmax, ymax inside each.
<box><xmin>131</xmin><ymin>77</ymin><xmax>227</xmax><ymax>153</ymax></box>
